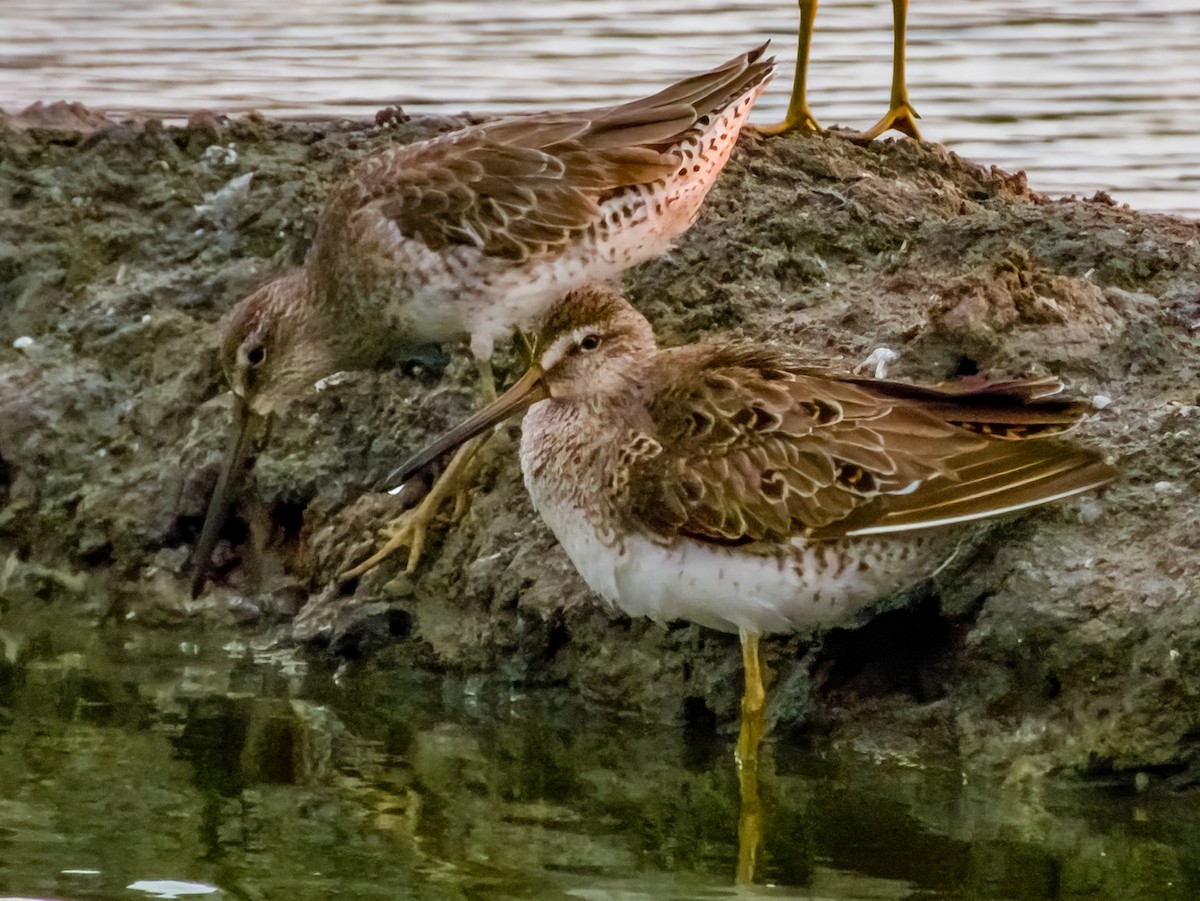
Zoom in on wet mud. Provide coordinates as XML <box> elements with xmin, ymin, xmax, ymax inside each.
<box><xmin>1</xmin><ymin>101</ymin><xmax>1198</xmax><ymax>783</ymax></box>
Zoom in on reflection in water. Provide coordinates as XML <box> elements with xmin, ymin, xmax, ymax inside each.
<box><xmin>0</xmin><ymin>612</ymin><xmax>1196</xmax><ymax>899</ymax></box>
<box><xmin>0</xmin><ymin>0</ymin><xmax>1197</xmax><ymax>216</ymax></box>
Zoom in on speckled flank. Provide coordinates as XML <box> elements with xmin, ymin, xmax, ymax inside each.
<box><xmin>388</xmin><ymin>76</ymin><xmax>771</xmax><ymax>363</ymax></box>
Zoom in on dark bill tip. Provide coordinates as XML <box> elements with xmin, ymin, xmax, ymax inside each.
<box><xmin>383</xmin><ymin>365</ymin><xmax>549</xmax><ymax>491</ymax></box>
<box><xmin>189</xmin><ymin>393</ymin><xmax>257</xmax><ymax>598</ymax></box>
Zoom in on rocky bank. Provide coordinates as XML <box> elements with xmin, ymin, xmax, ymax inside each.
<box><xmin>1</xmin><ymin>101</ymin><xmax>1197</xmax><ymax>783</ymax></box>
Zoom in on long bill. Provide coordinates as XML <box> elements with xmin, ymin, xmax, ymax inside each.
<box><xmin>189</xmin><ymin>392</ymin><xmax>258</xmax><ymax>598</ymax></box>
<box><xmin>385</xmin><ymin>363</ymin><xmax>550</xmax><ymax>492</ymax></box>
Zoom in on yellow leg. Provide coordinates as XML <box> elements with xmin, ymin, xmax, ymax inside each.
<box><xmin>735</xmin><ymin>733</ymin><xmax>764</xmax><ymax>885</ymax></box>
<box><xmin>850</xmin><ymin>0</ymin><xmax>923</xmax><ymax>141</ymax></box>
<box><xmin>734</xmin><ymin>631</ymin><xmax>767</xmax><ymax>884</ymax></box>
<box><xmin>757</xmin><ymin>0</ymin><xmax>823</xmax><ymax>136</ymax></box>
<box><xmin>338</xmin><ymin>360</ymin><xmax>500</xmax><ymax>583</ymax></box>
<box><xmin>338</xmin><ymin>433</ymin><xmax>488</xmax><ymax>582</ymax></box>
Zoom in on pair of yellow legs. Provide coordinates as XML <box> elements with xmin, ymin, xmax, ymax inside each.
<box><xmin>762</xmin><ymin>0</ymin><xmax>923</xmax><ymax>140</ymax></box>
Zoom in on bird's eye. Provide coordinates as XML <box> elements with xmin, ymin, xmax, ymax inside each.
<box><xmin>246</xmin><ymin>345</ymin><xmax>266</xmax><ymax>367</ymax></box>
<box><xmin>579</xmin><ymin>334</ymin><xmax>602</xmax><ymax>352</ymax></box>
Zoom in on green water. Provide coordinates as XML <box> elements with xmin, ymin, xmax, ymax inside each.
<box><xmin>1</xmin><ymin>610</ymin><xmax>1196</xmax><ymax>900</ymax></box>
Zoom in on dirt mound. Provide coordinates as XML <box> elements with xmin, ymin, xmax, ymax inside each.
<box><xmin>1</xmin><ymin>108</ymin><xmax>1197</xmax><ymax>780</ymax></box>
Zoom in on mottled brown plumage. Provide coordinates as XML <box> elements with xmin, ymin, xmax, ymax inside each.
<box><xmin>624</xmin><ymin>346</ymin><xmax>1101</xmax><ymax>545</ymax></box>
<box><xmin>192</xmin><ymin>45</ymin><xmax>775</xmax><ymax>596</ymax></box>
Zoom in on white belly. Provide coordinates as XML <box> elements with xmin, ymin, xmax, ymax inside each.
<box><xmin>529</xmin><ymin>487</ymin><xmax>950</xmax><ymax>637</ymax></box>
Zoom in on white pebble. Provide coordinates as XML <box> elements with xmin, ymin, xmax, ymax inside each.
<box><xmin>201</xmin><ymin>143</ymin><xmax>238</xmax><ymax>167</ymax></box>
<box><xmin>141</xmin><ymin>314</ymin><xmax>152</xmax><ymax>324</ymax></box>
<box><xmin>1154</xmin><ymin>481</ymin><xmax>1176</xmax><ymax>493</ymax></box>
<box><xmin>1091</xmin><ymin>395</ymin><xmax>1112</xmax><ymax>410</ymax></box>
<box><xmin>855</xmin><ymin>347</ymin><xmax>899</xmax><ymax>379</ymax></box>
<box><xmin>314</xmin><ymin>371</ymin><xmax>350</xmax><ymax>392</ymax></box>
<box><xmin>12</xmin><ymin>335</ymin><xmax>34</xmax><ymax>349</ymax></box>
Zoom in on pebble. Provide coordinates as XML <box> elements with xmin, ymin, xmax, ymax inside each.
<box><xmin>1091</xmin><ymin>394</ymin><xmax>1112</xmax><ymax>409</ymax></box>
<box><xmin>12</xmin><ymin>335</ymin><xmax>34</xmax><ymax>350</ymax></box>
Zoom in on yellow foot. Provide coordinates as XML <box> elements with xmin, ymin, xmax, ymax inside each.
<box><xmin>339</xmin><ymin>507</ymin><xmax>434</xmax><ymax>582</ymax></box>
<box><xmin>338</xmin><ymin>434</ymin><xmax>485</xmax><ymax>583</ymax></box>
<box><xmin>755</xmin><ymin>108</ymin><xmax>823</xmax><ymax>137</ymax></box>
<box><xmin>847</xmin><ymin>102</ymin><xmax>923</xmax><ymax>143</ymax></box>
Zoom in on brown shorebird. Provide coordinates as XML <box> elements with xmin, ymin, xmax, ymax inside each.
<box><xmin>190</xmin><ymin>45</ymin><xmax>775</xmax><ymax>596</ymax></box>
<box><xmin>384</xmin><ymin>285</ymin><xmax>1115</xmax><ymax>836</ymax></box>
<box><xmin>761</xmin><ymin>0</ymin><xmax>922</xmax><ymax>138</ymax></box>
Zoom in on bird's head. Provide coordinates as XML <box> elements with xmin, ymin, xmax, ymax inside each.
<box><xmin>530</xmin><ymin>283</ymin><xmax>657</xmax><ymax>401</ymax></box>
<box><xmin>218</xmin><ymin>269</ymin><xmax>334</xmax><ymax>416</ymax></box>
<box><xmin>191</xmin><ymin>268</ymin><xmax>331</xmax><ymax>597</ymax></box>
<box><xmin>383</xmin><ymin>283</ymin><xmax>655</xmax><ymax>491</ymax></box>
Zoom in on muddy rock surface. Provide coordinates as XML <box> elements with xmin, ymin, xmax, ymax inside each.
<box><xmin>1</xmin><ymin>104</ymin><xmax>1197</xmax><ymax>782</ymax></box>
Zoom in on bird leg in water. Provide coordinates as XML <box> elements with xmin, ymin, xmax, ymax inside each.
<box><xmin>758</xmin><ymin>0</ymin><xmax>823</xmax><ymax>136</ymax></box>
<box><xmin>849</xmin><ymin>0</ymin><xmax>923</xmax><ymax>141</ymax></box>
<box><xmin>735</xmin><ymin>630</ymin><xmax>768</xmax><ymax>884</ymax></box>
<box><xmin>339</xmin><ymin>361</ymin><xmax>498</xmax><ymax>582</ymax></box>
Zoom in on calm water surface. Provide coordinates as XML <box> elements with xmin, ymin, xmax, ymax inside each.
<box><xmin>1</xmin><ymin>610</ymin><xmax>1197</xmax><ymax>900</ymax></box>
<box><xmin>1</xmin><ymin>0</ymin><xmax>1197</xmax><ymax>216</ymax></box>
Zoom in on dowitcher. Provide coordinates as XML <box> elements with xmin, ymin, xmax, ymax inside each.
<box><xmin>761</xmin><ymin>0</ymin><xmax>922</xmax><ymax>138</ymax></box>
<box><xmin>384</xmin><ymin>285</ymin><xmax>1116</xmax><ymax>777</ymax></box>
<box><xmin>190</xmin><ymin>45</ymin><xmax>775</xmax><ymax>596</ymax></box>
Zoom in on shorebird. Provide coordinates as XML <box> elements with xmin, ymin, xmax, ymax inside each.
<box><xmin>190</xmin><ymin>45</ymin><xmax>775</xmax><ymax>596</ymax></box>
<box><xmin>761</xmin><ymin>0</ymin><xmax>922</xmax><ymax>138</ymax></box>
<box><xmin>385</xmin><ymin>285</ymin><xmax>1116</xmax><ymax>774</ymax></box>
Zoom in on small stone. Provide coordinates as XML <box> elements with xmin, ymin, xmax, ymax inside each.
<box><xmin>314</xmin><ymin>371</ymin><xmax>350</xmax><ymax>391</ymax></box>
<box><xmin>12</xmin><ymin>335</ymin><xmax>33</xmax><ymax>350</ymax></box>
<box><xmin>855</xmin><ymin>347</ymin><xmax>899</xmax><ymax>379</ymax></box>
<box><xmin>1076</xmin><ymin>497</ymin><xmax>1103</xmax><ymax>525</ymax></box>
<box><xmin>1154</xmin><ymin>481</ymin><xmax>1176</xmax><ymax>493</ymax></box>
<box><xmin>1091</xmin><ymin>394</ymin><xmax>1112</xmax><ymax>409</ymax></box>
<box><xmin>201</xmin><ymin>143</ymin><xmax>238</xmax><ymax>167</ymax></box>
<box><xmin>375</xmin><ymin>105</ymin><xmax>410</xmax><ymax>128</ymax></box>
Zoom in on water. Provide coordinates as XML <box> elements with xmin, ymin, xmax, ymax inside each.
<box><xmin>1</xmin><ymin>610</ymin><xmax>1198</xmax><ymax>900</ymax></box>
<box><xmin>1</xmin><ymin>0</ymin><xmax>1197</xmax><ymax>216</ymax></box>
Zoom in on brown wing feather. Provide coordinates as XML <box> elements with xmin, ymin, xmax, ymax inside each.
<box><xmin>622</xmin><ymin>345</ymin><xmax>1115</xmax><ymax>546</ymax></box>
<box><xmin>346</xmin><ymin>44</ymin><xmax>773</xmax><ymax>262</ymax></box>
